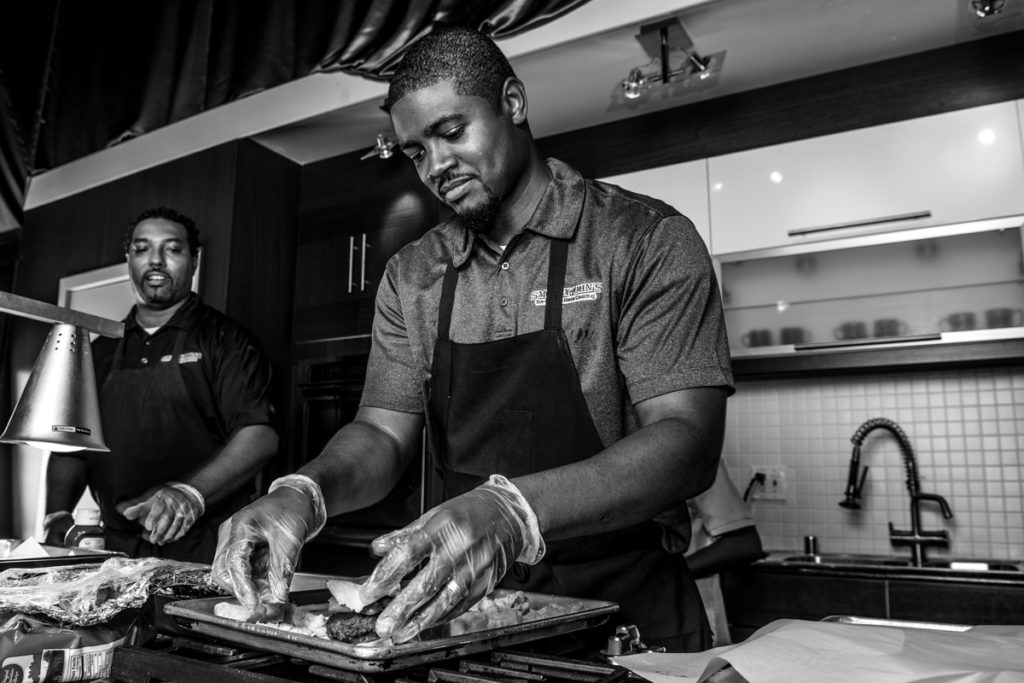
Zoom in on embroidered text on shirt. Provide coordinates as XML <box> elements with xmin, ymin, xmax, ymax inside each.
<box><xmin>159</xmin><ymin>352</ymin><xmax>203</xmax><ymax>364</ymax></box>
<box><xmin>529</xmin><ymin>282</ymin><xmax>603</xmax><ymax>306</ymax></box>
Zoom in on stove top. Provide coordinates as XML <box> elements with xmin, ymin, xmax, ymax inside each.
<box><xmin>111</xmin><ymin>633</ymin><xmax>639</xmax><ymax>683</ymax></box>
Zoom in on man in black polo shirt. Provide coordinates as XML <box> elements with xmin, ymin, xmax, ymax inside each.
<box><xmin>43</xmin><ymin>206</ymin><xmax>279</xmax><ymax>564</ymax></box>
<box><xmin>214</xmin><ymin>27</ymin><xmax>732</xmax><ymax>650</ymax></box>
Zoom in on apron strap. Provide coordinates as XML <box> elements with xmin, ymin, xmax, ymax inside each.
<box><xmin>544</xmin><ymin>238</ymin><xmax>568</xmax><ymax>331</ymax></box>
<box><xmin>437</xmin><ymin>261</ymin><xmax>459</xmax><ymax>342</ymax></box>
<box><xmin>436</xmin><ymin>238</ymin><xmax>569</xmax><ymax>341</ymax></box>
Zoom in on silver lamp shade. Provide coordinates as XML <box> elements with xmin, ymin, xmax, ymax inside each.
<box><xmin>1</xmin><ymin>323</ymin><xmax>109</xmax><ymax>452</ymax></box>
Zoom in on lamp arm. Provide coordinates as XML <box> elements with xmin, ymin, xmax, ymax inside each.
<box><xmin>0</xmin><ymin>291</ymin><xmax>124</xmax><ymax>338</ymax></box>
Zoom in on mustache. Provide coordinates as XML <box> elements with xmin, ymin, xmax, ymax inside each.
<box><xmin>436</xmin><ymin>172</ymin><xmax>473</xmax><ymax>194</ymax></box>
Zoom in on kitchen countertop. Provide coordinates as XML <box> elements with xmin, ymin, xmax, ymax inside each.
<box><xmin>753</xmin><ymin>550</ymin><xmax>1024</xmax><ymax>585</ymax></box>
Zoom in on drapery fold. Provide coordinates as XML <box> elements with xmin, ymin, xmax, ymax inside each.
<box><xmin>18</xmin><ymin>0</ymin><xmax>591</xmax><ymax>173</ymax></box>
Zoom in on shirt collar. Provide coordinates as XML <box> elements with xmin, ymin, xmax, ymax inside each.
<box><xmin>447</xmin><ymin>158</ymin><xmax>585</xmax><ymax>268</ymax></box>
<box><xmin>124</xmin><ymin>292</ymin><xmax>201</xmax><ymax>335</ymax></box>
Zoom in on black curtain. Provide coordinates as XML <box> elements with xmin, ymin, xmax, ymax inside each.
<box><xmin>14</xmin><ymin>0</ymin><xmax>590</xmax><ymax>174</ymax></box>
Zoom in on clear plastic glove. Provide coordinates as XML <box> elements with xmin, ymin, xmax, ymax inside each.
<box><xmin>362</xmin><ymin>474</ymin><xmax>544</xmax><ymax>644</ymax></box>
<box><xmin>42</xmin><ymin>511</ymin><xmax>74</xmax><ymax>547</ymax></box>
<box><xmin>211</xmin><ymin>475</ymin><xmax>326</xmax><ymax>619</ymax></box>
<box><xmin>118</xmin><ymin>482</ymin><xmax>205</xmax><ymax>546</ymax></box>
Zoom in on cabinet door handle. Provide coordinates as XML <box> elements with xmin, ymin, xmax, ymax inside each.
<box><xmin>360</xmin><ymin>233</ymin><xmax>369</xmax><ymax>292</ymax></box>
<box><xmin>794</xmin><ymin>333</ymin><xmax>941</xmax><ymax>351</ymax></box>
<box><xmin>347</xmin><ymin>235</ymin><xmax>355</xmax><ymax>294</ymax></box>
<box><xmin>787</xmin><ymin>211</ymin><xmax>932</xmax><ymax>237</ymax></box>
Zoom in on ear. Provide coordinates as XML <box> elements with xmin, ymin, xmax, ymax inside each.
<box><xmin>502</xmin><ymin>77</ymin><xmax>528</xmax><ymax>126</ymax></box>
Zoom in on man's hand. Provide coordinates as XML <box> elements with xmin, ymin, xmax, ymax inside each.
<box><xmin>362</xmin><ymin>475</ymin><xmax>543</xmax><ymax>644</ymax></box>
<box><xmin>211</xmin><ymin>477</ymin><xmax>326</xmax><ymax>617</ymax></box>
<box><xmin>42</xmin><ymin>511</ymin><xmax>75</xmax><ymax>546</ymax></box>
<box><xmin>118</xmin><ymin>483</ymin><xmax>204</xmax><ymax>546</ymax></box>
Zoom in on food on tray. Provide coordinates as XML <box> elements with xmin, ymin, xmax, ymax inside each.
<box><xmin>211</xmin><ymin>586</ymin><xmax>581</xmax><ymax>645</ymax></box>
<box><xmin>326</xmin><ymin>611</ymin><xmax>380</xmax><ymax>643</ymax></box>
<box><xmin>326</xmin><ymin>577</ymin><xmax>389</xmax><ymax>615</ymax></box>
<box><xmin>446</xmin><ymin>590</ymin><xmax>532</xmax><ymax>635</ymax></box>
<box><xmin>214</xmin><ymin>600</ymin><xmax>328</xmax><ymax>638</ymax></box>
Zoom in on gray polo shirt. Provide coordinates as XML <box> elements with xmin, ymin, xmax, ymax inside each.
<box><xmin>362</xmin><ymin>158</ymin><xmax>734</xmax><ymax>449</ymax></box>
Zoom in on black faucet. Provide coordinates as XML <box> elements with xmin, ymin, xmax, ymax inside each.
<box><xmin>840</xmin><ymin>417</ymin><xmax>954</xmax><ymax>566</ymax></box>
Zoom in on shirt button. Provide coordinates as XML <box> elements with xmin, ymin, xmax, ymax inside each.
<box><xmin>141</xmin><ymin>357</ymin><xmax>149</xmax><ymax>364</ymax></box>
<box><xmin>500</xmin><ymin>261</ymin><xmax>510</xmax><ymax>271</ymax></box>
<box><xmin>499</xmin><ymin>297</ymin><xmax>508</xmax><ymax>307</ymax></box>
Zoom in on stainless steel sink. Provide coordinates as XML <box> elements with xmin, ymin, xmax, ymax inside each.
<box><xmin>921</xmin><ymin>559</ymin><xmax>1021</xmax><ymax>572</ymax></box>
<box><xmin>782</xmin><ymin>553</ymin><xmax>911</xmax><ymax>567</ymax></box>
<box><xmin>779</xmin><ymin>554</ymin><xmax>1022</xmax><ymax>571</ymax></box>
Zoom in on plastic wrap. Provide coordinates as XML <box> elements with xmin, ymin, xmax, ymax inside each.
<box><xmin>0</xmin><ymin>556</ymin><xmax>223</xmax><ymax>626</ymax></box>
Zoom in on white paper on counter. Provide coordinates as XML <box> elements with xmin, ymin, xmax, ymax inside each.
<box><xmin>616</xmin><ymin>619</ymin><xmax>1024</xmax><ymax>683</ymax></box>
<box><xmin>613</xmin><ymin>648</ymin><xmax>730</xmax><ymax>683</ymax></box>
<box><xmin>5</xmin><ymin>537</ymin><xmax>51</xmax><ymax>559</ymax></box>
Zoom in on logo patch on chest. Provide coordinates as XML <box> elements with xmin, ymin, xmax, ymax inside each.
<box><xmin>159</xmin><ymin>352</ymin><xmax>203</xmax><ymax>364</ymax></box>
<box><xmin>529</xmin><ymin>282</ymin><xmax>603</xmax><ymax>306</ymax></box>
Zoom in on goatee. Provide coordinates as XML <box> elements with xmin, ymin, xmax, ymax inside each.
<box><xmin>453</xmin><ymin>193</ymin><xmax>503</xmax><ymax>234</ymax></box>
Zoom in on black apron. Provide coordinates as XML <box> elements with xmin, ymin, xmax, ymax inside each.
<box><xmin>426</xmin><ymin>237</ymin><xmax>710</xmax><ymax>652</ymax></box>
<box><xmin>85</xmin><ymin>328</ymin><xmax>248</xmax><ymax>563</ymax></box>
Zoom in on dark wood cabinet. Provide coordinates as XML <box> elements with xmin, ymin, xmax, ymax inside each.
<box><xmin>721</xmin><ymin>568</ymin><xmax>887</xmax><ymax>642</ymax></box>
<box><xmin>888</xmin><ymin>579</ymin><xmax>1024</xmax><ymax>625</ymax></box>
<box><xmin>293</xmin><ymin>152</ymin><xmax>439</xmax><ymax>343</ymax></box>
<box><xmin>722</xmin><ymin>565</ymin><xmax>1024</xmax><ymax>643</ymax></box>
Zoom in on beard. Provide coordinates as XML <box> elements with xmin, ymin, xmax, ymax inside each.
<box><xmin>447</xmin><ymin>180</ymin><xmax>503</xmax><ymax>234</ymax></box>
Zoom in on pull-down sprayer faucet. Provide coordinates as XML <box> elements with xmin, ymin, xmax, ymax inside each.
<box><xmin>840</xmin><ymin>417</ymin><xmax>954</xmax><ymax>566</ymax></box>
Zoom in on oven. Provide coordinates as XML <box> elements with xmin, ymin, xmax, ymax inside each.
<box><xmin>112</xmin><ymin>633</ymin><xmax>635</xmax><ymax>683</ymax></box>
<box><xmin>295</xmin><ymin>356</ymin><xmax>438</xmax><ymax>575</ymax></box>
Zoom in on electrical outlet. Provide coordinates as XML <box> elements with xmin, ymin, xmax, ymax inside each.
<box><xmin>751</xmin><ymin>466</ymin><xmax>789</xmax><ymax>500</ymax></box>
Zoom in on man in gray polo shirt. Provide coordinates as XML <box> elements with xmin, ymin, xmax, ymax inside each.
<box><xmin>214</xmin><ymin>26</ymin><xmax>733</xmax><ymax>652</ymax></box>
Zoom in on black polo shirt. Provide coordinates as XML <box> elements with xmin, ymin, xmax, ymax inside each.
<box><xmin>91</xmin><ymin>293</ymin><xmax>277</xmax><ymax>442</ymax></box>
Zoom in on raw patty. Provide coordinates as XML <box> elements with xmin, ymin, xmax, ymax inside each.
<box><xmin>325</xmin><ymin>611</ymin><xmax>379</xmax><ymax>643</ymax></box>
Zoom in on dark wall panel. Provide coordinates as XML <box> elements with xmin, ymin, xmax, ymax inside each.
<box><xmin>15</xmin><ymin>143</ymin><xmax>238</xmax><ymax>373</ymax></box>
<box><xmin>230</xmin><ymin>139</ymin><xmax>300</xmax><ymax>479</ymax></box>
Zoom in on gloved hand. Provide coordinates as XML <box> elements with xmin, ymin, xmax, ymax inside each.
<box><xmin>118</xmin><ymin>482</ymin><xmax>205</xmax><ymax>546</ymax></box>
<box><xmin>42</xmin><ymin>511</ymin><xmax>75</xmax><ymax>546</ymax></box>
<box><xmin>211</xmin><ymin>475</ymin><xmax>327</xmax><ymax>618</ymax></box>
<box><xmin>362</xmin><ymin>474</ymin><xmax>545</xmax><ymax>644</ymax></box>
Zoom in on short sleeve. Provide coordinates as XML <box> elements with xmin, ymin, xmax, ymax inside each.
<box><xmin>616</xmin><ymin>215</ymin><xmax>734</xmax><ymax>403</ymax></box>
<box><xmin>692</xmin><ymin>460</ymin><xmax>756</xmax><ymax>539</ymax></box>
<box><xmin>360</xmin><ymin>258</ymin><xmax>425</xmax><ymax>413</ymax></box>
<box><xmin>207</xmin><ymin>322</ymin><xmax>277</xmax><ymax>435</ymax></box>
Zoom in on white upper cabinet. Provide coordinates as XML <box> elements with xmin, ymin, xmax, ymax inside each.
<box><xmin>600</xmin><ymin>160</ymin><xmax>710</xmax><ymax>249</ymax></box>
<box><xmin>707</xmin><ymin>102</ymin><xmax>1024</xmax><ymax>256</ymax></box>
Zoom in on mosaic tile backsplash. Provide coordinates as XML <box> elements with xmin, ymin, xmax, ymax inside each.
<box><xmin>721</xmin><ymin>366</ymin><xmax>1024</xmax><ymax>562</ymax></box>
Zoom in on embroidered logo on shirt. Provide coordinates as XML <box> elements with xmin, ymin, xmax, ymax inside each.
<box><xmin>159</xmin><ymin>352</ymin><xmax>203</xmax><ymax>364</ymax></box>
<box><xmin>529</xmin><ymin>282</ymin><xmax>603</xmax><ymax>306</ymax></box>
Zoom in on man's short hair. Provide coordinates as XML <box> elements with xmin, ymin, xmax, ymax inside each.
<box><xmin>124</xmin><ymin>206</ymin><xmax>202</xmax><ymax>256</ymax></box>
<box><xmin>383</xmin><ymin>25</ymin><xmax>517</xmax><ymax>113</ymax></box>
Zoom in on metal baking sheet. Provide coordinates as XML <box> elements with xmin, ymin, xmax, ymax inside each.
<box><xmin>165</xmin><ymin>587</ymin><xmax>618</xmax><ymax>672</ymax></box>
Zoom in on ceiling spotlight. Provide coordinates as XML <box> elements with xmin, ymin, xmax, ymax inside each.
<box><xmin>971</xmin><ymin>0</ymin><xmax>1007</xmax><ymax>17</ymax></box>
<box><xmin>621</xmin><ymin>68</ymin><xmax>648</xmax><ymax>99</ymax></box>
<box><xmin>617</xmin><ymin>16</ymin><xmax>723</xmax><ymax>100</ymax></box>
<box><xmin>360</xmin><ymin>133</ymin><xmax>397</xmax><ymax>161</ymax></box>
<box><xmin>688</xmin><ymin>53</ymin><xmax>712</xmax><ymax>80</ymax></box>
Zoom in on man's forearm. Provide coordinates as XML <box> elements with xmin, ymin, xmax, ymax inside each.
<box><xmin>515</xmin><ymin>387</ymin><xmax>727</xmax><ymax>542</ymax></box>
<box><xmin>45</xmin><ymin>454</ymin><xmax>88</xmax><ymax>513</ymax></box>
<box><xmin>185</xmin><ymin>424</ymin><xmax>279</xmax><ymax>507</ymax></box>
<box><xmin>299</xmin><ymin>419</ymin><xmax>413</xmax><ymax>517</ymax></box>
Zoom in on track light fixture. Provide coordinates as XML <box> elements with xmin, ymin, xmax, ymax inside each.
<box><xmin>618</xmin><ymin>16</ymin><xmax>723</xmax><ymax>101</ymax></box>
<box><xmin>970</xmin><ymin>0</ymin><xmax>1007</xmax><ymax>17</ymax></box>
<box><xmin>360</xmin><ymin>133</ymin><xmax>397</xmax><ymax>161</ymax></box>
